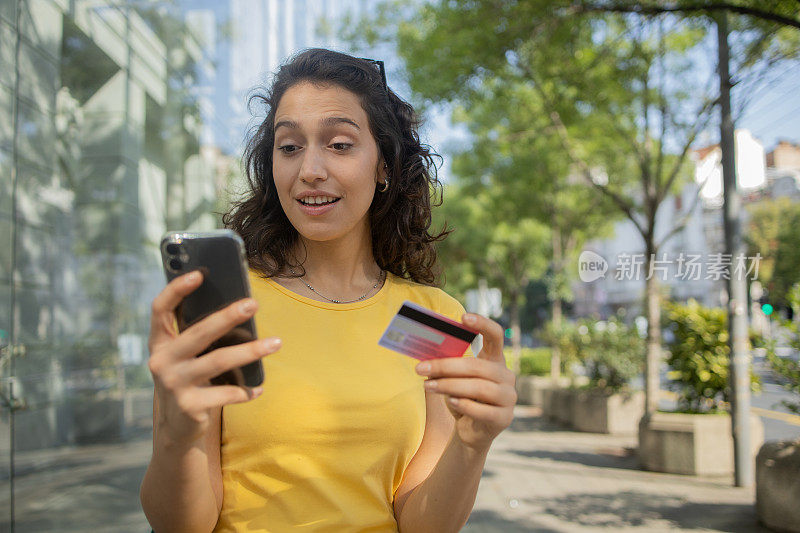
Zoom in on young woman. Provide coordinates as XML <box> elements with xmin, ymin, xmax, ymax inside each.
<box><xmin>140</xmin><ymin>48</ymin><xmax>516</xmax><ymax>533</ymax></box>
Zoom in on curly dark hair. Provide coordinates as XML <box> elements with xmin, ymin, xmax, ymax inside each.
<box><xmin>221</xmin><ymin>48</ymin><xmax>449</xmax><ymax>286</ymax></box>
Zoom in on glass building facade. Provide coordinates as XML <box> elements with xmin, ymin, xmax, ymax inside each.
<box><xmin>0</xmin><ymin>0</ymin><xmax>223</xmax><ymax>529</ymax></box>
<box><xmin>0</xmin><ymin>0</ymin><xmax>374</xmax><ymax>529</ymax></box>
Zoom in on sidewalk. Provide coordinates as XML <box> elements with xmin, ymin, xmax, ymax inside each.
<box><xmin>464</xmin><ymin>406</ymin><xmax>766</xmax><ymax>532</ymax></box>
<box><xmin>0</xmin><ymin>407</ymin><xmax>769</xmax><ymax>532</ymax></box>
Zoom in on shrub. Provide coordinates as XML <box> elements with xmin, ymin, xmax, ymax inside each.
<box><xmin>538</xmin><ymin>320</ymin><xmax>582</xmax><ymax>376</ymax></box>
<box><xmin>573</xmin><ymin>314</ymin><xmax>644</xmax><ymax>393</ymax></box>
<box><xmin>765</xmin><ymin>284</ymin><xmax>800</xmax><ymax>415</ymax></box>
<box><xmin>540</xmin><ymin>314</ymin><xmax>644</xmax><ymax>392</ymax></box>
<box><xmin>749</xmin><ymin>328</ymin><xmax>766</xmax><ymax>349</ymax></box>
<box><xmin>664</xmin><ymin>299</ymin><xmax>760</xmax><ymax>413</ymax></box>
<box><xmin>504</xmin><ymin>347</ymin><xmax>552</xmax><ymax>376</ymax></box>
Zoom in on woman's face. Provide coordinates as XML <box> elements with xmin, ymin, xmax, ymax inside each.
<box><xmin>272</xmin><ymin>82</ymin><xmax>383</xmax><ymax>246</ymax></box>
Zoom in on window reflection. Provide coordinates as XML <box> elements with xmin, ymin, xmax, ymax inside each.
<box><xmin>0</xmin><ymin>1</ymin><xmax>230</xmax><ymax>528</ymax></box>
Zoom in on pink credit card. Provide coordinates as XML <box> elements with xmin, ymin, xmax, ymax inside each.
<box><xmin>379</xmin><ymin>301</ymin><xmax>478</xmax><ymax>360</ymax></box>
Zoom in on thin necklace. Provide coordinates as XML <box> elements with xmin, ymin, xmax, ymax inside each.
<box><xmin>289</xmin><ymin>267</ymin><xmax>386</xmax><ymax>304</ymax></box>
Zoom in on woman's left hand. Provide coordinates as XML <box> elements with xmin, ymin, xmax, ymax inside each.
<box><xmin>416</xmin><ymin>313</ymin><xmax>516</xmax><ymax>453</ymax></box>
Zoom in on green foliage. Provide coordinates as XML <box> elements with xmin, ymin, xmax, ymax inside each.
<box><xmin>749</xmin><ymin>327</ymin><xmax>766</xmax><ymax>349</ymax></box>
<box><xmin>434</xmin><ymin>183</ymin><xmax>551</xmax><ymax>303</ymax></box>
<box><xmin>765</xmin><ymin>284</ymin><xmax>800</xmax><ymax>415</ymax></box>
<box><xmin>745</xmin><ymin>197</ymin><xmax>800</xmax><ymax>287</ymax></box>
<box><xmin>664</xmin><ymin>299</ymin><xmax>760</xmax><ymax>413</ymax></box>
<box><xmin>539</xmin><ymin>320</ymin><xmax>583</xmax><ymax>376</ymax></box>
<box><xmin>574</xmin><ymin>314</ymin><xmax>645</xmax><ymax>392</ymax></box>
<box><xmin>772</xmin><ymin>207</ymin><xmax>800</xmax><ymax>309</ymax></box>
<box><xmin>540</xmin><ymin>314</ymin><xmax>644</xmax><ymax>391</ymax></box>
<box><xmin>504</xmin><ymin>347</ymin><xmax>552</xmax><ymax>376</ymax></box>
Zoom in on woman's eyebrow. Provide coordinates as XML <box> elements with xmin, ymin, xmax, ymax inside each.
<box><xmin>320</xmin><ymin>116</ymin><xmax>360</xmax><ymax>130</ymax></box>
<box><xmin>274</xmin><ymin>116</ymin><xmax>360</xmax><ymax>134</ymax></box>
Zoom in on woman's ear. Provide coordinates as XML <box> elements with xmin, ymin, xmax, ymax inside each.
<box><xmin>377</xmin><ymin>160</ymin><xmax>388</xmax><ymax>182</ymax></box>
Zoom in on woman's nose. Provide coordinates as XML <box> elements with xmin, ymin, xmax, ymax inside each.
<box><xmin>298</xmin><ymin>149</ymin><xmax>327</xmax><ymax>183</ymax></box>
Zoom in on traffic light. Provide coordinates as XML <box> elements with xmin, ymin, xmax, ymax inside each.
<box><xmin>758</xmin><ymin>291</ymin><xmax>773</xmax><ymax>316</ymax></box>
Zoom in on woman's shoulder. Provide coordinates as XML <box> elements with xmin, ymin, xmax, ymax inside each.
<box><xmin>388</xmin><ymin>274</ymin><xmax>466</xmax><ymax>322</ymax></box>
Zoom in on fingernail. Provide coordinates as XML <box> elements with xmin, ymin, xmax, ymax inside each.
<box><xmin>261</xmin><ymin>338</ymin><xmax>281</xmax><ymax>351</ymax></box>
<box><xmin>423</xmin><ymin>379</ymin><xmax>437</xmax><ymax>390</ymax></box>
<box><xmin>448</xmin><ymin>397</ymin><xmax>459</xmax><ymax>406</ymax></box>
<box><xmin>239</xmin><ymin>299</ymin><xmax>256</xmax><ymax>314</ymax></box>
<box><xmin>251</xmin><ymin>386</ymin><xmax>263</xmax><ymax>397</ymax></box>
<box><xmin>464</xmin><ymin>314</ymin><xmax>477</xmax><ymax>325</ymax></box>
<box><xmin>185</xmin><ymin>271</ymin><xmax>201</xmax><ymax>284</ymax></box>
<box><xmin>416</xmin><ymin>363</ymin><xmax>431</xmax><ymax>375</ymax></box>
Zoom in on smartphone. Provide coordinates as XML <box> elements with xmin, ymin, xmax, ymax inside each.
<box><xmin>160</xmin><ymin>229</ymin><xmax>264</xmax><ymax>388</ymax></box>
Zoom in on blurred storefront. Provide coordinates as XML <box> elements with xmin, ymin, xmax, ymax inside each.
<box><xmin>0</xmin><ymin>0</ymin><xmax>221</xmax><ymax>527</ymax></box>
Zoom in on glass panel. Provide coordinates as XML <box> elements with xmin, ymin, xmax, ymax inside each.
<box><xmin>0</xmin><ymin>20</ymin><xmax>15</xmax><ymax>91</ymax></box>
<box><xmin>0</xmin><ymin>0</ymin><xmax>15</xmax><ymax>28</ymax></box>
<box><xmin>0</xmin><ymin>212</ymin><xmax>10</xmax><ymax>282</ymax></box>
<box><xmin>0</xmin><ymin>87</ymin><xmax>12</xmax><ymax>153</ymax></box>
<box><xmin>60</xmin><ymin>16</ymin><xmax>118</xmax><ymax>107</ymax></box>
<box><xmin>14</xmin><ymin>221</ymin><xmax>52</xmax><ymax>290</ymax></box>
<box><xmin>14</xmin><ymin>283</ymin><xmax>53</xmax><ymax>348</ymax></box>
<box><xmin>0</xmin><ymin>148</ymin><xmax>11</xmax><ymax>215</ymax></box>
<box><xmin>17</xmin><ymin>41</ymin><xmax>58</xmax><ymax>115</ymax></box>
<box><xmin>19</xmin><ymin>0</ymin><xmax>62</xmax><ymax>61</ymax></box>
<box><xmin>15</xmin><ymin>100</ymin><xmax>55</xmax><ymax>172</ymax></box>
<box><xmin>0</xmin><ymin>1</ymin><xmax>241</xmax><ymax>529</ymax></box>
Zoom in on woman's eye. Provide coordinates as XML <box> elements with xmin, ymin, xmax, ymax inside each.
<box><xmin>277</xmin><ymin>145</ymin><xmax>298</xmax><ymax>154</ymax></box>
<box><xmin>331</xmin><ymin>143</ymin><xmax>352</xmax><ymax>151</ymax></box>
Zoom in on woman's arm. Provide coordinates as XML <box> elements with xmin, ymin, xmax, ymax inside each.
<box><xmin>139</xmin><ymin>271</ymin><xmax>275</xmax><ymax>532</ymax></box>
<box><xmin>140</xmin><ymin>400</ymin><xmax>223</xmax><ymax>533</ymax></box>
<box><xmin>393</xmin><ymin>314</ymin><xmax>516</xmax><ymax>532</ymax></box>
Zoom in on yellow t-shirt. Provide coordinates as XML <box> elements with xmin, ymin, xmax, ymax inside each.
<box><xmin>213</xmin><ymin>270</ymin><xmax>467</xmax><ymax>532</ymax></box>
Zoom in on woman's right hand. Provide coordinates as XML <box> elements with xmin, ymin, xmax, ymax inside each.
<box><xmin>147</xmin><ymin>270</ymin><xmax>280</xmax><ymax>447</ymax></box>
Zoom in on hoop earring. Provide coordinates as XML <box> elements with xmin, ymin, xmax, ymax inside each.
<box><xmin>378</xmin><ymin>161</ymin><xmax>389</xmax><ymax>192</ymax></box>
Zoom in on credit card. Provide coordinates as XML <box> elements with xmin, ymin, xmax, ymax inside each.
<box><xmin>379</xmin><ymin>301</ymin><xmax>478</xmax><ymax>360</ymax></box>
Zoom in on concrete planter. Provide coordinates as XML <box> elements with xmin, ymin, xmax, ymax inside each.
<box><xmin>572</xmin><ymin>389</ymin><xmax>644</xmax><ymax>435</ymax></box>
<box><xmin>543</xmin><ymin>388</ymin><xmax>575</xmax><ymax>425</ymax></box>
<box><xmin>756</xmin><ymin>439</ymin><xmax>800</xmax><ymax>533</ymax></box>
<box><xmin>516</xmin><ymin>376</ymin><xmax>571</xmax><ymax>407</ymax></box>
<box><xmin>638</xmin><ymin>411</ymin><xmax>764</xmax><ymax>476</ymax></box>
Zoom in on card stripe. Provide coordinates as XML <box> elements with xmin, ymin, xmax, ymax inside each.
<box><xmin>398</xmin><ymin>305</ymin><xmax>477</xmax><ymax>343</ymax></box>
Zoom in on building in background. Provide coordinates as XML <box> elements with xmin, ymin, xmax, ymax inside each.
<box><xmin>572</xmin><ymin>131</ymin><xmax>797</xmax><ymax>320</ymax></box>
<box><xmin>765</xmin><ymin>140</ymin><xmax>800</xmax><ymax>201</ymax></box>
<box><xmin>0</xmin><ymin>5</ymin><xmax>221</xmax><ymax>522</ymax></box>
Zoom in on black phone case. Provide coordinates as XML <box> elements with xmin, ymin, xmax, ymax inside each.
<box><xmin>160</xmin><ymin>230</ymin><xmax>264</xmax><ymax>388</ymax></box>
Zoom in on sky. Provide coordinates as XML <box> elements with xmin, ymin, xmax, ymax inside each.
<box><xmin>737</xmin><ymin>66</ymin><xmax>800</xmax><ymax>151</ymax></box>
<box><xmin>188</xmin><ymin>1</ymin><xmax>799</xmax><ymax>184</ymax></box>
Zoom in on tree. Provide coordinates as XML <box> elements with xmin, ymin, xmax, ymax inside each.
<box><xmin>380</xmin><ymin>3</ymin><xmax>716</xmax><ymax>417</ymax></box>
<box><xmin>345</xmin><ymin>0</ymin><xmax>798</xmax><ymax>415</ymax></box>
<box><xmin>746</xmin><ymin>197</ymin><xmax>800</xmax><ymax>298</ymax></box>
<box><xmin>771</xmin><ymin>207</ymin><xmax>800</xmax><ymax>309</ymax></box>
<box><xmin>444</xmin><ymin>74</ymin><xmax>618</xmax><ymax>377</ymax></box>
<box><xmin>434</xmin><ymin>184</ymin><xmax>551</xmax><ymax>369</ymax></box>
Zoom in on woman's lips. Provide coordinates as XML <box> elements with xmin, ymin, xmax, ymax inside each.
<box><xmin>296</xmin><ymin>198</ymin><xmax>340</xmax><ymax>216</ymax></box>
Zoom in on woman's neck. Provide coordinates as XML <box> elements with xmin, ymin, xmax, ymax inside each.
<box><xmin>285</xmin><ymin>228</ymin><xmax>383</xmax><ymax>299</ymax></box>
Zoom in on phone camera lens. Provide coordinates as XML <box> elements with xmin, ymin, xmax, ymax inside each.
<box><xmin>169</xmin><ymin>258</ymin><xmax>183</xmax><ymax>271</ymax></box>
<box><xmin>166</xmin><ymin>243</ymin><xmax>181</xmax><ymax>255</ymax></box>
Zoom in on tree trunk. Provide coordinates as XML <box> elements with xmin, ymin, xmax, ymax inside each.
<box><xmin>551</xmin><ymin>296</ymin><xmax>563</xmax><ymax>379</ymax></box>
<box><xmin>509</xmin><ymin>291</ymin><xmax>521</xmax><ymax>374</ymax></box>
<box><xmin>644</xmin><ymin>251</ymin><xmax>662</xmax><ymax>416</ymax></box>
<box><xmin>551</xmin><ymin>226</ymin><xmax>563</xmax><ymax>379</ymax></box>
<box><xmin>717</xmin><ymin>11</ymin><xmax>752</xmax><ymax>487</ymax></box>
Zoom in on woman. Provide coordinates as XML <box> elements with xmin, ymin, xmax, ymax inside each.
<box><xmin>140</xmin><ymin>48</ymin><xmax>516</xmax><ymax>532</ymax></box>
